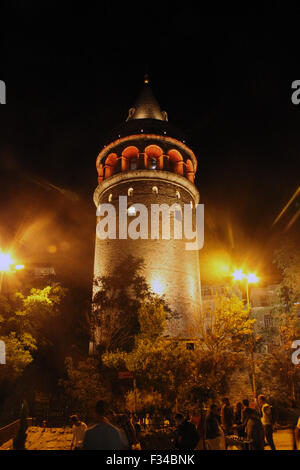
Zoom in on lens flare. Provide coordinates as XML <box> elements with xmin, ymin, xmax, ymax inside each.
<box><xmin>232</xmin><ymin>269</ymin><xmax>244</xmax><ymax>281</ymax></box>
<box><xmin>0</xmin><ymin>252</ymin><xmax>14</xmax><ymax>272</ymax></box>
<box><xmin>247</xmin><ymin>273</ymin><xmax>259</xmax><ymax>284</ymax></box>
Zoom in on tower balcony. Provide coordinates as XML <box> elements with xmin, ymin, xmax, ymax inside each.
<box><xmin>96</xmin><ymin>134</ymin><xmax>197</xmax><ymax>186</ymax></box>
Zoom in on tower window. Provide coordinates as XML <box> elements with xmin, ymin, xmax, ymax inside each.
<box><xmin>148</xmin><ymin>158</ymin><xmax>157</xmax><ymax>170</ymax></box>
<box><xmin>152</xmin><ymin>186</ymin><xmax>158</xmax><ymax>194</ymax></box>
<box><xmin>129</xmin><ymin>158</ymin><xmax>138</xmax><ymax>170</ymax></box>
<box><xmin>108</xmin><ymin>193</ymin><xmax>113</xmax><ymax>202</ymax></box>
<box><xmin>176</xmin><ymin>190</ymin><xmax>181</xmax><ymax>199</ymax></box>
<box><xmin>128</xmin><ymin>187</ymin><xmax>133</xmax><ymax>197</ymax></box>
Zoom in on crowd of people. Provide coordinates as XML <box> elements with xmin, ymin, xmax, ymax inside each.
<box><xmin>68</xmin><ymin>394</ymin><xmax>279</xmax><ymax>451</ymax></box>
<box><xmin>204</xmin><ymin>395</ymin><xmax>275</xmax><ymax>450</ymax></box>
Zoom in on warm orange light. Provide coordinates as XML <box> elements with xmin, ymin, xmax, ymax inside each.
<box><xmin>232</xmin><ymin>269</ymin><xmax>244</xmax><ymax>281</ymax></box>
<box><xmin>0</xmin><ymin>252</ymin><xmax>14</xmax><ymax>272</ymax></box>
<box><xmin>150</xmin><ymin>278</ymin><xmax>164</xmax><ymax>295</ymax></box>
<box><xmin>211</xmin><ymin>260</ymin><xmax>230</xmax><ymax>277</ymax></box>
<box><xmin>247</xmin><ymin>273</ymin><xmax>259</xmax><ymax>284</ymax></box>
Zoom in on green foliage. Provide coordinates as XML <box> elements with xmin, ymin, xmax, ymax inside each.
<box><xmin>61</xmin><ymin>356</ymin><xmax>111</xmax><ymax>414</ymax></box>
<box><xmin>92</xmin><ymin>255</ymin><xmax>171</xmax><ymax>352</ymax></box>
<box><xmin>103</xmin><ymin>293</ymin><xmax>253</xmax><ymax>409</ymax></box>
<box><xmin>125</xmin><ymin>390</ymin><xmax>163</xmax><ymax>413</ymax></box>
<box><xmin>138</xmin><ymin>297</ymin><xmax>167</xmax><ymax>341</ymax></box>
<box><xmin>200</xmin><ymin>295</ymin><xmax>255</xmax><ymax>354</ymax></box>
<box><xmin>0</xmin><ymin>332</ymin><xmax>36</xmax><ymax>380</ymax></box>
<box><xmin>0</xmin><ymin>284</ymin><xmax>67</xmax><ymax>385</ymax></box>
<box><xmin>256</xmin><ymin>242</ymin><xmax>300</xmax><ymax>402</ymax></box>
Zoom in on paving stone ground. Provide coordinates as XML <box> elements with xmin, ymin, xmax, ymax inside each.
<box><xmin>0</xmin><ymin>426</ymin><xmax>73</xmax><ymax>450</ymax></box>
<box><xmin>0</xmin><ymin>427</ymin><xmax>298</xmax><ymax>451</ymax></box>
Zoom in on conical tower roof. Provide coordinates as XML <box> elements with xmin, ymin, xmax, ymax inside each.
<box><xmin>126</xmin><ymin>75</ymin><xmax>168</xmax><ymax>122</ymax></box>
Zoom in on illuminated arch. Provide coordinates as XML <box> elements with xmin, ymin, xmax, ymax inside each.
<box><xmin>97</xmin><ymin>163</ymin><xmax>104</xmax><ymax>183</ymax></box>
<box><xmin>168</xmin><ymin>149</ymin><xmax>184</xmax><ymax>176</ymax></box>
<box><xmin>105</xmin><ymin>153</ymin><xmax>118</xmax><ymax>178</ymax></box>
<box><xmin>186</xmin><ymin>159</ymin><xmax>195</xmax><ymax>182</ymax></box>
<box><xmin>122</xmin><ymin>146</ymin><xmax>139</xmax><ymax>171</ymax></box>
<box><xmin>145</xmin><ymin>145</ymin><xmax>163</xmax><ymax>170</ymax></box>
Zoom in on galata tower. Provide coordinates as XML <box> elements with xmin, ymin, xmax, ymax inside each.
<box><xmin>91</xmin><ymin>76</ymin><xmax>202</xmax><ymax>351</ymax></box>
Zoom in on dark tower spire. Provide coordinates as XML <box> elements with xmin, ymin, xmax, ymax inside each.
<box><xmin>126</xmin><ymin>75</ymin><xmax>168</xmax><ymax>122</ymax></box>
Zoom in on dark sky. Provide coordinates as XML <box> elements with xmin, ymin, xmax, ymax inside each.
<box><xmin>0</xmin><ymin>3</ymin><xmax>299</xmax><ymax>287</ymax></box>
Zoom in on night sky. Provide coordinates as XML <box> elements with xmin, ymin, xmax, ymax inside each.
<box><xmin>0</xmin><ymin>3</ymin><xmax>299</xmax><ymax>288</ymax></box>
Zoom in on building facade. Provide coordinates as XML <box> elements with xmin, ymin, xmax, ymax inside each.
<box><xmin>91</xmin><ymin>77</ymin><xmax>202</xmax><ymax>350</ymax></box>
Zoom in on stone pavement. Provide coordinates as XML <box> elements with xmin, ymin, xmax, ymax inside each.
<box><xmin>0</xmin><ymin>426</ymin><xmax>297</xmax><ymax>451</ymax></box>
<box><xmin>272</xmin><ymin>429</ymin><xmax>295</xmax><ymax>450</ymax></box>
<box><xmin>0</xmin><ymin>426</ymin><xmax>73</xmax><ymax>450</ymax></box>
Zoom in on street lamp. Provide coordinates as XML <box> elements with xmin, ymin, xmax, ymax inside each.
<box><xmin>0</xmin><ymin>252</ymin><xmax>14</xmax><ymax>272</ymax></box>
<box><xmin>232</xmin><ymin>269</ymin><xmax>259</xmax><ymax>401</ymax></box>
<box><xmin>0</xmin><ymin>250</ymin><xmax>24</xmax><ymax>293</ymax></box>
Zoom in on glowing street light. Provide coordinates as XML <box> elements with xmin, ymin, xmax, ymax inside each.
<box><xmin>0</xmin><ymin>252</ymin><xmax>14</xmax><ymax>272</ymax></box>
<box><xmin>247</xmin><ymin>273</ymin><xmax>259</xmax><ymax>284</ymax></box>
<box><xmin>0</xmin><ymin>251</ymin><xmax>25</xmax><ymax>293</ymax></box>
<box><xmin>150</xmin><ymin>278</ymin><xmax>164</xmax><ymax>296</ymax></box>
<box><xmin>232</xmin><ymin>269</ymin><xmax>245</xmax><ymax>281</ymax></box>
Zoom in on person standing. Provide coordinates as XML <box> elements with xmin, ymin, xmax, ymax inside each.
<box><xmin>234</xmin><ymin>402</ymin><xmax>242</xmax><ymax>426</ymax></box>
<box><xmin>221</xmin><ymin>398</ymin><xmax>234</xmax><ymax>435</ymax></box>
<box><xmin>258</xmin><ymin>395</ymin><xmax>276</xmax><ymax>450</ymax></box>
<box><xmin>244</xmin><ymin>408</ymin><xmax>265</xmax><ymax>450</ymax></box>
<box><xmin>70</xmin><ymin>415</ymin><xmax>87</xmax><ymax>450</ymax></box>
<box><xmin>205</xmin><ymin>404</ymin><xmax>225</xmax><ymax>450</ymax></box>
<box><xmin>294</xmin><ymin>416</ymin><xmax>300</xmax><ymax>450</ymax></box>
<box><xmin>83</xmin><ymin>400</ymin><xmax>125</xmax><ymax>450</ymax></box>
<box><xmin>174</xmin><ymin>413</ymin><xmax>199</xmax><ymax>450</ymax></box>
<box><xmin>115</xmin><ymin>413</ymin><xmax>137</xmax><ymax>449</ymax></box>
<box><xmin>241</xmin><ymin>399</ymin><xmax>250</xmax><ymax>423</ymax></box>
<box><xmin>235</xmin><ymin>399</ymin><xmax>252</xmax><ymax>438</ymax></box>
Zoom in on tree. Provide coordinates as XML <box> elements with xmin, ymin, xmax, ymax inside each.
<box><xmin>198</xmin><ymin>294</ymin><xmax>255</xmax><ymax>355</ymax></box>
<box><xmin>103</xmin><ymin>294</ymin><xmax>253</xmax><ymax>410</ymax></box>
<box><xmin>0</xmin><ymin>283</ymin><xmax>68</xmax><ymax>422</ymax></box>
<box><xmin>0</xmin><ymin>332</ymin><xmax>36</xmax><ymax>381</ymax></box>
<box><xmin>92</xmin><ymin>255</ymin><xmax>171</xmax><ymax>352</ymax></box>
<box><xmin>256</xmin><ymin>242</ymin><xmax>300</xmax><ymax>404</ymax></box>
<box><xmin>61</xmin><ymin>356</ymin><xmax>111</xmax><ymax>415</ymax></box>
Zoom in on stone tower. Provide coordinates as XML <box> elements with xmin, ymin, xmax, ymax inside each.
<box><xmin>91</xmin><ymin>77</ymin><xmax>202</xmax><ymax>351</ymax></box>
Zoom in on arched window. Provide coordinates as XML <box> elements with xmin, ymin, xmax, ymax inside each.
<box><xmin>130</xmin><ymin>158</ymin><xmax>138</xmax><ymax>170</ymax></box>
<box><xmin>105</xmin><ymin>153</ymin><xmax>118</xmax><ymax>178</ymax></box>
<box><xmin>149</xmin><ymin>158</ymin><xmax>157</xmax><ymax>170</ymax></box>
<box><xmin>152</xmin><ymin>186</ymin><xmax>158</xmax><ymax>194</ymax></box>
<box><xmin>97</xmin><ymin>163</ymin><xmax>104</xmax><ymax>183</ymax></box>
<box><xmin>186</xmin><ymin>159</ymin><xmax>195</xmax><ymax>182</ymax></box>
<box><xmin>108</xmin><ymin>193</ymin><xmax>113</xmax><ymax>202</ymax></box>
<box><xmin>168</xmin><ymin>149</ymin><xmax>184</xmax><ymax>176</ymax></box>
<box><xmin>128</xmin><ymin>187</ymin><xmax>133</xmax><ymax>197</ymax></box>
<box><xmin>145</xmin><ymin>145</ymin><xmax>163</xmax><ymax>170</ymax></box>
<box><xmin>122</xmin><ymin>146</ymin><xmax>139</xmax><ymax>172</ymax></box>
<box><xmin>176</xmin><ymin>190</ymin><xmax>181</xmax><ymax>199</ymax></box>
